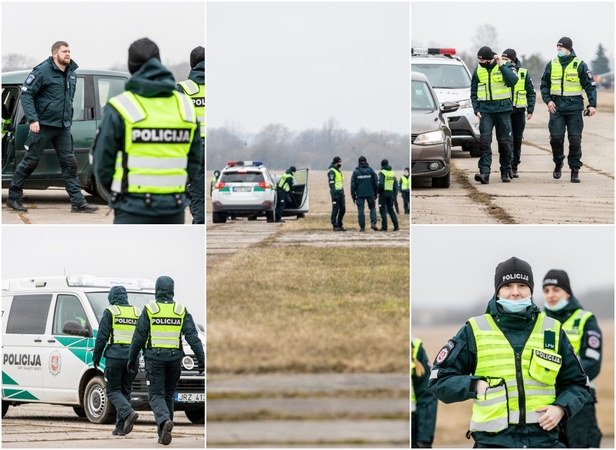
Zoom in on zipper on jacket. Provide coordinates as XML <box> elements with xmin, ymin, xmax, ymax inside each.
<box><xmin>515</xmin><ymin>351</ymin><xmax>526</xmax><ymax>425</ymax></box>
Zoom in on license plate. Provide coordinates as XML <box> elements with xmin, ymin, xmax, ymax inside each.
<box><xmin>233</xmin><ymin>186</ymin><xmax>252</xmax><ymax>192</ymax></box>
<box><xmin>175</xmin><ymin>393</ymin><xmax>205</xmax><ymax>402</ymax></box>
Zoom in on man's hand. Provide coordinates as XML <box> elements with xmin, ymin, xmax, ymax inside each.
<box><xmin>537</xmin><ymin>405</ymin><xmax>565</xmax><ymax>431</ymax></box>
<box><xmin>127</xmin><ymin>361</ymin><xmax>136</xmax><ymax>373</ymax></box>
<box><xmin>588</xmin><ymin>106</ymin><xmax>597</xmax><ymax>117</ymax></box>
<box><xmin>352</xmin><ymin>197</ymin><xmax>356</xmax><ymax>205</ymax></box>
<box><xmin>29</xmin><ymin>121</ymin><xmax>40</xmax><ymax>133</ymax></box>
<box><xmin>547</xmin><ymin>101</ymin><xmax>557</xmax><ymax>114</ymax></box>
<box><xmin>527</xmin><ymin>113</ymin><xmax>533</xmax><ymax>121</ymax></box>
<box><xmin>198</xmin><ymin>360</ymin><xmax>205</xmax><ymax>374</ymax></box>
<box><xmin>476</xmin><ymin>112</ymin><xmax>482</xmax><ymax>120</ymax></box>
<box><xmin>494</xmin><ymin>54</ymin><xmax>502</xmax><ymax>66</ymax></box>
<box><xmin>476</xmin><ymin>379</ymin><xmax>489</xmax><ymax>397</ymax></box>
<box><xmin>92</xmin><ymin>358</ymin><xmax>100</xmax><ymax>370</ymax></box>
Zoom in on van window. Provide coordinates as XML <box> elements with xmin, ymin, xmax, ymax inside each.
<box><xmin>85</xmin><ymin>292</ymin><xmax>155</xmax><ymax>323</ymax></box>
<box><xmin>53</xmin><ymin>295</ymin><xmax>89</xmax><ymax>335</ymax></box>
<box><xmin>96</xmin><ymin>77</ymin><xmax>127</xmax><ymax>117</ymax></box>
<box><xmin>6</xmin><ymin>294</ymin><xmax>52</xmax><ymax>334</ymax></box>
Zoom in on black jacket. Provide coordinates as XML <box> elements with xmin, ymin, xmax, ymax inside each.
<box><xmin>350</xmin><ymin>162</ymin><xmax>378</xmax><ymax>199</ymax></box>
<box><xmin>176</xmin><ymin>60</ymin><xmax>205</xmax><ymax>90</ymax></box>
<box><xmin>471</xmin><ymin>60</ymin><xmax>518</xmax><ymax>115</ymax></box>
<box><xmin>378</xmin><ymin>164</ymin><xmax>398</xmax><ymax>195</ymax></box>
<box><xmin>512</xmin><ymin>60</ymin><xmax>537</xmax><ymax>114</ymax></box>
<box><xmin>92</xmin><ymin>286</ymin><xmax>136</xmax><ymax>364</ymax></box>
<box><xmin>412</xmin><ymin>339</ymin><xmax>438</xmax><ymax>445</ymax></box>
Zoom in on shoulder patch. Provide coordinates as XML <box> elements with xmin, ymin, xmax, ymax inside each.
<box><xmin>588</xmin><ymin>335</ymin><xmax>601</xmax><ymax>349</ymax></box>
<box><xmin>587</xmin><ymin>70</ymin><xmax>594</xmax><ymax>79</ymax></box>
<box><xmin>25</xmin><ymin>74</ymin><xmax>35</xmax><ymax>85</ymax></box>
<box><xmin>435</xmin><ymin>340</ymin><xmax>456</xmax><ymax>365</ymax></box>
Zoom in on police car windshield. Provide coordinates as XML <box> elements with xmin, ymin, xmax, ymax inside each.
<box><xmin>220</xmin><ymin>171</ymin><xmax>265</xmax><ymax>183</ymax></box>
<box><xmin>411</xmin><ymin>81</ymin><xmax>437</xmax><ymax>111</ymax></box>
<box><xmin>86</xmin><ymin>292</ymin><xmax>155</xmax><ymax>322</ymax></box>
<box><xmin>412</xmin><ymin>64</ymin><xmax>471</xmax><ymax>89</ymax></box>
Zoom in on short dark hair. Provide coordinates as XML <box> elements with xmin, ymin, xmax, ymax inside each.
<box><xmin>51</xmin><ymin>41</ymin><xmax>69</xmax><ymax>54</ymax></box>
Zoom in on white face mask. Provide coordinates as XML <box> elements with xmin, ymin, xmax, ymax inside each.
<box><xmin>545</xmin><ymin>297</ymin><xmax>569</xmax><ymax>312</ymax></box>
<box><xmin>497</xmin><ymin>296</ymin><xmax>533</xmax><ymax>313</ymax></box>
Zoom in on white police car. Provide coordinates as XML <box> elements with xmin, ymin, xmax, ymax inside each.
<box><xmin>211</xmin><ymin>160</ymin><xmax>277</xmax><ymax>223</ymax></box>
<box><xmin>411</xmin><ymin>48</ymin><xmax>481</xmax><ymax>157</ymax></box>
<box><xmin>1</xmin><ymin>275</ymin><xmax>205</xmax><ymax>424</ymax></box>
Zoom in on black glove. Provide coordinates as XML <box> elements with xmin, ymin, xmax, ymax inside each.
<box><xmin>92</xmin><ymin>357</ymin><xmax>100</xmax><ymax>370</ymax></box>
<box><xmin>416</xmin><ymin>442</ymin><xmax>432</xmax><ymax>448</ymax></box>
<box><xmin>198</xmin><ymin>360</ymin><xmax>205</xmax><ymax>374</ymax></box>
<box><xmin>127</xmin><ymin>361</ymin><xmax>135</xmax><ymax>373</ymax></box>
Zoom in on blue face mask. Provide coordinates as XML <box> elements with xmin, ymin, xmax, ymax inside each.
<box><xmin>557</xmin><ymin>50</ymin><xmax>567</xmax><ymax>57</ymax></box>
<box><xmin>497</xmin><ymin>296</ymin><xmax>533</xmax><ymax>313</ymax></box>
<box><xmin>545</xmin><ymin>298</ymin><xmax>569</xmax><ymax>312</ymax></box>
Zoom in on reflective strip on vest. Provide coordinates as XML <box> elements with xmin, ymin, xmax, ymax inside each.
<box><xmin>145</xmin><ymin>302</ymin><xmax>186</xmax><ymax>349</ymax></box>
<box><xmin>476</xmin><ymin>66</ymin><xmax>511</xmax><ymax>101</ymax></box>
<box><xmin>380</xmin><ymin>169</ymin><xmax>396</xmax><ymax>191</ymax></box>
<box><xmin>109</xmin><ymin>93</ymin><xmax>146</xmax><ymax>123</ymax></box>
<box><xmin>561</xmin><ymin>309</ymin><xmax>593</xmax><ymax>355</ymax></box>
<box><xmin>329</xmin><ymin>167</ymin><xmax>344</xmax><ymax>190</ymax></box>
<box><xmin>179</xmin><ymin>80</ymin><xmax>205</xmax><ymax>138</ymax></box>
<box><xmin>550</xmin><ymin>58</ymin><xmax>583</xmax><ymax>96</ymax></box>
<box><xmin>106</xmin><ymin>305</ymin><xmax>140</xmax><ymax>345</ymax></box>
<box><xmin>400</xmin><ymin>176</ymin><xmax>410</xmax><ymax>190</ymax></box>
<box><xmin>512</xmin><ymin>68</ymin><xmax>528</xmax><ymax>108</ymax></box>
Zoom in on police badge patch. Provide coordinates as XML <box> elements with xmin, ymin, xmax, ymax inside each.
<box><xmin>588</xmin><ymin>335</ymin><xmax>600</xmax><ymax>349</ymax></box>
<box><xmin>25</xmin><ymin>74</ymin><xmax>35</xmax><ymax>85</ymax></box>
<box><xmin>435</xmin><ymin>340</ymin><xmax>456</xmax><ymax>365</ymax></box>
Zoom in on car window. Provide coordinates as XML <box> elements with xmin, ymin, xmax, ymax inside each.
<box><xmin>412</xmin><ymin>81</ymin><xmax>437</xmax><ymax>111</ymax></box>
<box><xmin>220</xmin><ymin>171</ymin><xmax>265</xmax><ymax>183</ymax></box>
<box><xmin>96</xmin><ymin>76</ymin><xmax>128</xmax><ymax>116</ymax></box>
<box><xmin>72</xmin><ymin>77</ymin><xmax>85</xmax><ymax>121</ymax></box>
<box><xmin>52</xmin><ymin>294</ymin><xmax>89</xmax><ymax>334</ymax></box>
<box><xmin>412</xmin><ymin>63</ymin><xmax>471</xmax><ymax>89</ymax></box>
<box><xmin>6</xmin><ymin>294</ymin><xmax>52</xmax><ymax>334</ymax></box>
<box><xmin>85</xmin><ymin>292</ymin><xmax>155</xmax><ymax>323</ymax></box>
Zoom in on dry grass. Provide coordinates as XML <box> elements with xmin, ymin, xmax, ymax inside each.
<box><xmin>207</xmin><ymin>245</ymin><xmax>410</xmax><ymax>374</ymax></box>
<box><xmin>412</xmin><ymin>322</ymin><xmax>614</xmax><ymax>447</ymax></box>
<box><xmin>596</xmin><ymin>89</ymin><xmax>614</xmax><ymax>113</ymax></box>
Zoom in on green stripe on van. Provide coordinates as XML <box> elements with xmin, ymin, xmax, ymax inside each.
<box><xmin>2</xmin><ymin>371</ymin><xmax>19</xmax><ymax>385</ymax></box>
<box><xmin>55</xmin><ymin>336</ymin><xmax>96</xmax><ymax>363</ymax></box>
<box><xmin>3</xmin><ymin>388</ymin><xmax>38</xmax><ymax>400</ymax></box>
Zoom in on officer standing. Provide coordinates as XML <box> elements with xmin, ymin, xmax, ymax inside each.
<box><xmin>328</xmin><ymin>156</ymin><xmax>346</xmax><ymax>231</ymax></box>
<box><xmin>275</xmin><ymin>166</ymin><xmax>296</xmax><ymax>223</ymax></box>
<box><xmin>91</xmin><ymin>286</ymin><xmax>141</xmax><ymax>437</ymax></box>
<box><xmin>378</xmin><ymin>159</ymin><xmax>399</xmax><ymax>231</ymax></box>
<box><xmin>411</xmin><ymin>337</ymin><xmax>437</xmax><ymax>448</ymax></box>
<box><xmin>210</xmin><ymin>169</ymin><xmax>221</xmax><ymax>196</ymax></box>
<box><xmin>92</xmin><ymin>38</ymin><xmax>202</xmax><ymax>224</ymax></box>
<box><xmin>399</xmin><ymin>167</ymin><xmax>410</xmax><ymax>214</ymax></box>
<box><xmin>542</xmin><ymin>269</ymin><xmax>602</xmax><ymax>448</ymax></box>
<box><xmin>471</xmin><ymin>46</ymin><xmax>519</xmax><ymax>184</ymax></box>
<box><xmin>127</xmin><ymin>276</ymin><xmax>205</xmax><ymax>446</ymax></box>
<box><xmin>350</xmin><ymin>156</ymin><xmax>378</xmax><ymax>232</ymax></box>
<box><xmin>6</xmin><ymin>41</ymin><xmax>99</xmax><ymax>213</ymax></box>
<box><xmin>177</xmin><ymin>46</ymin><xmax>205</xmax><ymax>224</ymax></box>
<box><xmin>540</xmin><ymin>37</ymin><xmax>597</xmax><ymax>183</ymax></box>
<box><xmin>429</xmin><ymin>257</ymin><xmax>589</xmax><ymax>448</ymax></box>
<box><xmin>501</xmin><ymin>48</ymin><xmax>536</xmax><ymax>178</ymax></box>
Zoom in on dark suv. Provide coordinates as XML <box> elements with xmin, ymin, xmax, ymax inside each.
<box><xmin>2</xmin><ymin>69</ymin><xmax>130</xmax><ymax>202</ymax></box>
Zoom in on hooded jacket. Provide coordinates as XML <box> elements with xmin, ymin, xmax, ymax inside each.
<box><xmin>327</xmin><ymin>163</ymin><xmax>344</xmax><ymax>196</ymax></box>
<box><xmin>471</xmin><ymin>60</ymin><xmax>519</xmax><ymax>115</ymax></box>
<box><xmin>428</xmin><ymin>295</ymin><xmax>589</xmax><ymax>448</ymax></box>
<box><xmin>378</xmin><ymin>164</ymin><xmax>398</xmax><ymax>195</ymax></box>
<box><xmin>127</xmin><ymin>276</ymin><xmax>205</xmax><ymax>363</ymax></box>
<box><xmin>92</xmin><ymin>286</ymin><xmax>134</xmax><ymax>363</ymax></box>
<box><xmin>412</xmin><ymin>339</ymin><xmax>438</xmax><ymax>446</ymax></box>
<box><xmin>350</xmin><ymin>161</ymin><xmax>378</xmax><ymax>199</ymax></box>
<box><xmin>176</xmin><ymin>61</ymin><xmax>205</xmax><ymax>90</ymax></box>
<box><xmin>20</xmin><ymin>56</ymin><xmax>79</xmax><ymax>128</ymax></box>
<box><xmin>92</xmin><ymin>58</ymin><xmax>203</xmax><ymax>217</ymax></box>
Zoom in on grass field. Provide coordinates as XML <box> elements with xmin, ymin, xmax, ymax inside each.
<box><xmin>412</xmin><ymin>322</ymin><xmax>614</xmax><ymax>447</ymax></box>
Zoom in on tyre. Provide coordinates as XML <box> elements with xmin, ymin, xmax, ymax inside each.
<box><xmin>469</xmin><ymin>143</ymin><xmax>481</xmax><ymax>157</ymax></box>
<box><xmin>297</xmin><ymin>213</ymin><xmax>305</xmax><ymax>219</ymax></box>
<box><xmin>2</xmin><ymin>401</ymin><xmax>8</xmax><ymax>418</ymax></box>
<box><xmin>247</xmin><ymin>215</ymin><xmax>257</xmax><ymax>221</ymax></box>
<box><xmin>94</xmin><ymin>176</ymin><xmax>112</xmax><ymax>203</ymax></box>
<box><xmin>84</xmin><ymin>376</ymin><xmax>116</xmax><ymax>424</ymax></box>
<box><xmin>212</xmin><ymin>212</ymin><xmax>227</xmax><ymax>224</ymax></box>
<box><xmin>185</xmin><ymin>407</ymin><xmax>205</xmax><ymax>424</ymax></box>
<box><xmin>432</xmin><ymin>172</ymin><xmax>451</xmax><ymax>189</ymax></box>
<box><xmin>73</xmin><ymin>406</ymin><xmax>87</xmax><ymax>418</ymax></box>
<box><xmin>266</xmin><ymin>210</ymin><xmax>275</xmax><ymax>222</ymax></box>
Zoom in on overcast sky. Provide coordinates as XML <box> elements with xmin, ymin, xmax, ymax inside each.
<box><xmin>207</xmin><ymin>2</ymin><xmax>410</xmax><ymax>134</ymax></box>
<box><xmin>2</xmin><ymin>227</ymin><xmax>205</xmax><ymax>325</ymax></box>
<box><xmin>412</xmin><ymin>2</ymin><xmax>614</xmax><ymax>68</ymax></box>
<box><xmin>2</xmin><ymin>1</ymin><xmax>204</xmax><ymax>69</ymax></box>
<box><xmin>412</xmin><ymin>226</ymin><xmax>614</xmax><ymax>309</ymax></box>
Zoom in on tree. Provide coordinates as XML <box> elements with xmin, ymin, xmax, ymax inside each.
<box><xmin>472</xmin><ymin>25</ymin><xmax>498</xmax><ymax>54</ymax></box>
<box><xmin>591</xmin><ymin>44</ymin><xmax>610</xmax><ymax>75</ymax></box>
<box><xmin>519</xmin><ymin>53</ymin><xmax>548</xmax><ymax>93</ymax></box>
<box><xmin>2</xmin><ymin>53</ymin><xmax>38</xmax><ymax>71</ymax></box>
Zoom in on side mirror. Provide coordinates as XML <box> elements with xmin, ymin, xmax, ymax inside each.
<box><xmin>62</xmin><ymin>320</ymin><xmax>91</xmax><ymax>337</ymax></box>
<box><xmin>441</xmin><ymin>101</ymin><xmax>460</xmax><ymax>114</ymax></box>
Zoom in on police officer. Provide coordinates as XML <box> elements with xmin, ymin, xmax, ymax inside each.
<box><xmin>378</xmin><ymin>159</ymin><xmax>399</xmax><ymax>231</ymax></box>
<box><xmin>127</xmin><ymin>276</ymin><xmax>205</xmax><ymax>446</ymax></box>
<box><xmin>92</xmin><ymin>38</ymin><xmax>202</xmax><ymax>224</ymax></box>
<box><xmin>210</xmin><ymin>169</ymin><xmax>221</xmax><ymax>196</ymax></box>
<box><xmin>177</xmin><ymin>46</ymin><xmax>205</xmax><ymax>224</ymax></box>
<box><xmin>542</xmin><ymin>269</ymin><xmax>602</xmax><ymax>448</ymax></box>
<box><xmin>471</xmin><ymin>46</ymin><xmax>519</xmax><ymax>184</ymax></box>
<box><xmin>6</xmin><ymin>41</ymin><xmax>99</xmax><ymax>213</ymax></box>
<box><xmin>92</xmin><ymin>286</ymin><xmax>141</xmax><ymax>437</ymax></box>
<box><xmin>399</xmin><ymin>167</ymin><xmax>410</xmax><ymax>214</ymax></box>
<box><xmin>411</xmin><ymin>337</ymin><xmax>437</xmax><ymax>448</ymax></box>
<box><xmin>540</xmin><ymin>37</ymin><xmax>597</xmax><ymax>183</ymax></box>
<box><xmin>275</xmin><ymin>166</ymin><xmax>296</xmax><ymax>223</ymax></box>
<box><xmin>350</xmin><ymin>156</ymin><xmax>378</xmax><ymax>232</ymax></box>
<box><xmin>328</xmin><ymin>156</ymin><xmax>346</xmax><ymax>231</ymax></box>
<box><xmin>429</xmin><ymin>257</ymin><xmax>589</xmax><ymax>448</ymax></box>
<box><xmin>501</xmin><ymin>48</ymin><xmax>536</xmax><ymax>178</ymax></box>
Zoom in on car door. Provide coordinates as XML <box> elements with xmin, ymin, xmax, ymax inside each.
<box><xmin>288</xmin><ymin>168</ymin><xmax>309</xmax><ymax>213</ymax></box>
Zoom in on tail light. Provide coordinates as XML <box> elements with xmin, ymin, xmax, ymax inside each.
<box><xmin>214</xmin><ymin>182</ymin><xmax>226</xmax><ymax>189</ymax></box>
<box><xmin>258</xmin><ymin>182</ymin><xmax>271</xmax><ymax>189</ymax></box>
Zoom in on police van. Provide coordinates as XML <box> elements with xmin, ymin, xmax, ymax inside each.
<box><xmin>1</xmin><ymin>275</ymin><xmax>205</xmax><ymax>424</ymax></box>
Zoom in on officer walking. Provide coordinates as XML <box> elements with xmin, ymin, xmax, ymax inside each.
<box><xmin>210</xmin><ymin>169</ymin><xmax>221</xmax><ymax>196</ymax></box>
<box><xmin>92</xmin><ymin>38</ymin><xmax>202</xmax><ymax>224</ymax></box>
<box><xmin>399</xmin><ymin>167</ymin><xmax>410</xmax><ymax>214</ymax></box>
<box><xmin>328</xmin><ymin>156</ymin><xmax>346</xmax><ymax>231</ymax></box>
<box><xmin>501</xmin><ymin>48</ymin><xmax>536</xmax><ymax>178</ymax></box>
<box><xmin>471</xmin><ymin>46</ymin><xmax>519</xmax><ymax>184</ymax></box>
<box><xmin>177</xmin><ymin>46</ymin><xmax>205</xmax><ymax>224</ymax></box>
<box><xmin>91</xmin><ymin>286</ymin><xmax>141</xmax><ymax>437</ymax></box>
<box><xmin>6</xmin><ymin>41</ymin><xmax>99</xmax><ymax>213</ymax></box>
<box><xmin>540</xmin><ymin>37</ymin><xmax>597</xmax><ymax>183</ymax></box>
<box><xmin>378</xmin><ymin>159</ymin><xmax>399</xmax><ymax>231</ymax></box>
<box><xmin>275</xmin><ymin>166</ymin><xmax>296</xmax><ymax>223</ymax></box>
<box><xmin>350</xmin><ymin>156</ymin><xmax>378</xmax><ymax>232</ymax></box>
<box><xmin>542</xmin><ymin>269</ymin><xmax>602</xmax><ymax>448</ymax></box>
<box><xmin>429</xmin><ymin>257</ymin><xmax>589</xmax><ymax>448</ymax></box>
<box><xmin>127</xmin><ymin>276</ymin><xmax>205</xmax><ymax>446</ymax></box>
<box><xmin>411</xmin><ymin>337</ymin><xmax>438</xmax><ymax>448</ymax></box>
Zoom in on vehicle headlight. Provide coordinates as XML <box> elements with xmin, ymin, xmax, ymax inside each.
<box><xmin>457</xmin><ymin>99</ymin><xmax>472</xmax><ymax>109</ymax></box>
<box><xmin>182</xmin><ymin>356</ymin><xmax>195</xmax><ymax>370</ymax></box>
<box><xmin>414</xmin><ymin>130</ymin><xmax>445</xmax><ymax>145</ymax></box>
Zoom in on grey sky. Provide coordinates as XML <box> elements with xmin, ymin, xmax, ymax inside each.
<box><xmin>2</xmin><ymin>227</ymin><xmax>205</xmax><ymax>325</ymax></box>
<box><xmin>412</xmin><ymin>226</ymin><xmax>614</xmax><ymax>309</ymax></box>
<box><xmin>412</xmin><ymin>2</ymin><xmax>614</xmax><ymax>69</ymax></box>
<box><xmin>2</xmin><ymin>1</ymin><xmax>204</xmax><ymax>69</ymax></box>
<box><xmin>207</xmin><ymin>2</ymin><xmax>410</xmax><ymax>134</ymax></box>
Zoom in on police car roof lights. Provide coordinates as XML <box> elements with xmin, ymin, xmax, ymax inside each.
<box><xmin>66</xmin><ymin>275</ymin><xmax>155</xmax><ymax>290</ymax></box>
<box><xmin>411</xmin><ymin>48</ymin><xmax>457</xmax><ymax>56</ymax></box>
<box><xmin>226</xmin><ymin>160</ymin><xmax>263</xmax><ymax>168</ymax></box>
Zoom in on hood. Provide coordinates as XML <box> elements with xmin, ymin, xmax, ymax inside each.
<box><xmin>125</xmin><ymin>58</ymin><xmax>176</xmax><ymax>98</ymax></box>
<box><xmin>188</xmin><ymin>61</ymin><xmax>205</xmax><ymax>85</ymax></box>
<box><xmin>543</xmin><ymin>294</ymin><xmax>584</xmax><ymax>321</ymax></box>
<box><xmin>357</xmin><ymin>161</ymin><xmax>370</xmax><ymax>169</ymax></box>
<box><xmin>155</xmin><ymin>276</ymin><xmax>175</xmax><ymax>301</ymax></box>
<box><xmin>381</xmin><ymin>164</ymin><xmax>392</xmax><ymax>171</ymax></box>
<box><xmin>108</xmin><ymin>285</ymin><xmax>129</xmax><ymax>305</ymax></box>
<box><xmin>484</xmin><ymin>294</ymin><xmax>542</xmax><ymax>330</ymax></box>
<box><xmin>285</xmin><ymin>168</ymin><xmax>295</xmax><ymax>175</ymax></box>
<box><xmin>328</xmin><ymin>163</ymin><xmax>340</xmax><ymax>170</ymax></box>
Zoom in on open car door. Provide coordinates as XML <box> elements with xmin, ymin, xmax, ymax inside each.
<box><xmin>285</xmin><ymin>168</ymin><xmax>309</xmax><ymax>218</ymax></box>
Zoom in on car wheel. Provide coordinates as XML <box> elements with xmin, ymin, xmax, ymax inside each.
<box><xmin>73</xmin><ymin>406</ymin><xmax>87</xmax><ymax>418</ymax></box>
<box><xmin>185</xmin><ymin>407</ymin><xmax>204</xmax><ymax>424</ymax></box>
<box><xmin>94</xmin><ymin>176</ymin><xmax>112</xmax><ymax>203</ymax></box>
<box><xmin>297</xmin><ymin>213</ymin><xmax>305</xmax><ymax>219</ymax></box>
<box><xmin>84</xmin><ymin>375</ymin><xmax>116</xmax><ymax>424</ymax></box>
<box><xmin>247</xmin><ymin>215</ymin><xmax>257</xmax><ymax>221</ymax></box>
<box><xmin>432</xmin><ymin>172</ymin><xmax>451</xmax><ymax>189</ymax></box>
<box><xmin>469</xmin><ymin>143</ymin><xmax>481</xmax><ymax>158</ymax></box>
<box><xmin>266</xmin><ymin>210</ymin><xmax>275</xmax><ymax>222</ymax></box>
<box><xmin>2</xmin><ymin>401</ymin><xmax>8</xmax><ymax>418</ymax></box>
<box><xmin>212</xmin><ymin>212</ymin><xmax>227</xmax><ymax>223</ymax></box>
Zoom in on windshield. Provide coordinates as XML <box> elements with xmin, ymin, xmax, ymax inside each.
<box><xmin>86</xmin><ymin>292</ymin><xmax>155</xmax><ymax>323</ymax></box>
<box><xmin>412</xmin><ymin>80</ymin><xmax>437</xmax><ymax>111</ymax></box>
<box><xmin>412</xmin><ymin>63</ymin><xmax>471</xmax><ymax>89</ymax></box>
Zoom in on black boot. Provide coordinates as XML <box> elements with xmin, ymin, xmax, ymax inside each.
<box><xmin>553</xmin><ymin>162</ymin><xmax>563</xmax><ymax>179</ymax></box>
<box><xmin>474</xmin><ymin>173</ymin><xmax>490</xmax><ymax>184</ymax></box>
<box><xmin>511</xmin><ymin>166</ymin><xmax>519</xmax><ymax>178</ymax></box>
<box><xmin>571</xmin><ymin>168</ymin><xmax>580</xmax><ymax>183</ymax></box>
<box><xmin>501</xmin><ymin>172</ymin><xmax>511</xmax><ymax>183</ymax></box>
